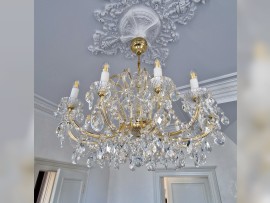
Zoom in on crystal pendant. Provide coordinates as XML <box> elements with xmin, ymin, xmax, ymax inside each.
<box><xmin>194</xmin><ymin>152</ymin><xmax>200</xmax><ymax>168</ymax></box>
<box><xmin>85</xmin><ymin>91</ymin><xmax>94</xmax><ymax>110</ymax></box>
<box><xmin>87</xmin><ymin>157</ymin><xmax>94</xmax><ymax>168</ymax></box>
<box><xmin>76</xmin><ymin>113</ymin><xmax>84</xmax><ymax>123</ymax></box>
<box><xmin>200</xmin><ymin>153</ymin><xmax>207</xmax><ymax>165</ymax></box>
<box><xmin>175</xmin><ymin>158</ymin><xmax>185</xmax><ymax>169</ymax></box>
<box><xmin>221</xmin><ymin>115</ymin><xmax>230</xmax><ymax>126</ymax></box>
<box><xmin>203</xmin><ymin>140</ymin><xmax>212</xmax><ymax>153</ymax></box>
<box><xmin>164</xmin><ymin>100</ymin><xmax>172</xmax><ymax>110</ymax></box>
<box><xmin>187</xmin><ymin>142</ymin><xmax>193</xmax><ymax>154</ymax></box>
<box><xmin>154</xmin><ymin>109</ymin><xmax>171</xmax><ymax>129</ymax></box>
<box><xmin>214</xmin><ymin>132</ymin><xmax>226</xmax><ymax>146</ymax></box>
<box><xmin>129</xmin><ymin>162</ymin><xmax>135</xmax><ymax>171</ymax></box>
<box><xmin>59</xmin><ymin>138</ymin><xmax>64</xmax><ymax>148</ymax></box>
<box><xmin>71</xmin><ymin>152</ymin><xmax>77</xmax><ymax>164</ymax></box>
<box><xmin>133</xmin><ymin>157</ymin><xmax>142</xmax><ymax>167</ymax></box>
<box><xmin>146</xmin><ymin>162</ymin><xmax>155</xmax><ymax>171</ymax></box>
<box><xmin>91</xmin><ymin>111</ymin><xmax>104</xmax><ymax>132</ymax></box>
<box><xmin>170</xmin><ymin>90</ymin><xmax>181</xmax><ymax>102</ymax></box>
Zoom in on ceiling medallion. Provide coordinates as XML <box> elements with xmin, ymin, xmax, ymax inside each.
<box><xmin>54</xmin><ymin>37</ymin><xmax>230</xmax><ymax>171</ymax></box>
<box><xmin>88</xmin><ymin>0</ymin><xmax>206</xmax><ymax>65</ymax></box>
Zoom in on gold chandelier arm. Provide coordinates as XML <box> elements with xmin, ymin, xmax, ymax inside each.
<box><xmin>67</xmin><ymin>110</ymin><xmax>101</xmax><ymax>139</ymax></box>
<box><xmin>168</xmin><ymin>105</ymin><xmax>201</xmax><ymax>137</ymax></box>
<box><xmin>169</xmin><ymin>125</ymin><xmax>214</xmax><ymax>148</ymax></box>
<box><xmin>67</xmin><ymin>130</ymin><xmax>98</xmax><ymax>145</ymax></box>
<box><xmin>99</xmin><ymin>98</ymin><xmax>120</xmax><ymax>135</ymax></box>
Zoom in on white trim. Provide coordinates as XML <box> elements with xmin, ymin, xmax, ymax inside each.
<box><xmin>153</xmin><ymin>167</ymin><xmax>222</xmax><ymax>203</ymax></box>
<box><xmin>34</xmin><ymin>94</ymin><xmax>57</xmax><ymax>117</ymax></box>
<box><xmin>34</xmin><ymin>158</ymin><xmax>89</xmax><ymax>183</ymax></box>
<box><xmin>34</xmin><ymin>72</ymin><xmax>237</xmax><ymax>116</ymax></box>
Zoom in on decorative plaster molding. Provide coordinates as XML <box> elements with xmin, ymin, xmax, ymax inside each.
<box><xmin>34</xmin><ymin>72</ymin><xmax>237</xmax><ymax>117</ymax></box>
<box><xmin>89</xmin><ymin>0</ymin><xmax>206</xmax><ymax>65</ymax></box>
<box><xmin>34</xmin><ymin>94</ymin><xmax>57</xmax><ymax>117</ymax></box>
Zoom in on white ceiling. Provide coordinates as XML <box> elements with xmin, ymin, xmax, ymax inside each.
<box><xmin>34</xmin><ymin>0</ymin><xmax>237</xmax><ymax>143</ymax></box>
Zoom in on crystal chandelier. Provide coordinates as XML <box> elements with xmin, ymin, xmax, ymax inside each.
<box><xmin>54</xmin><ymin>37</ymin><xmax>229</xmax><ymax>171</ymax></box>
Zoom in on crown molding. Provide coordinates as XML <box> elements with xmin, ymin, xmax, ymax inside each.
<box><xmin>177</xmin><ymin>72</ymin><xmax>237</xmax><ymax>104</ymax></box>
<box><xmin>34</xmin><ymin>72</ymin><xmax>237</xmax><ymax>116</ymax></box>
<box><xmin>34</xmin><ymin>94</ymin><xmax>57</xmax><ymax>117</ymax></box>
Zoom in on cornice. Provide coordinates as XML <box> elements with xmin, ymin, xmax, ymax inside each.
<box><xmin>34</xmin><ymin>72</ymin><xmax>237</xmax><ymax>116</ymax></box>
<box><xmin>34</xmin><ymin>94</ymin><xmax>57</xmax><ymax>117</ymax></box>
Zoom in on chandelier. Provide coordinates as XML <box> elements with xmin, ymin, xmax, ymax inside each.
<box><xmin>54</xmin><ymin>37</ymin><xmax>229</xmax><ymax>171</ymax></box>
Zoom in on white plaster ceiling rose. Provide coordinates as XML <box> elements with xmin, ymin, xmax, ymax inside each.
<box><xmin>88</xmin><ymin>0</ymin><xmax>206</xmax><ymax>65</ymax></box>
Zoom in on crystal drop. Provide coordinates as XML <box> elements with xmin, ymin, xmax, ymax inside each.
<box><xmin>104</xmin><ymin>90</ymin><xmax>111</xmax><ymax>101</ymax></box>
<box><xmin>179</xmin><ymin>159</ymin><xmax>185</xmax><ymax>168</ymax></box>
<box><xmin>91</xmin><ymin>111</ymin><xmax>104</xmax><ymax>132</ymax></box>
<box><xmin>149</xmin><ymin>143</ymin><xmax>157</xmax><ymax>153</ymax></box>
<box><xmin>119</xmin><ymin>151</ymin><xmax>127</xmax><ymax>164</ymax></box>
<box><xmin>87</xmin><ymin>157</ymin><xmax>94</xmax><ymax>168</ymax></box>
<box><xmin>71</xmin><ymin>152</ymin><xmax>77</xmax><ymax>164</ymax></box>
<box><xmin>133</xmin><ymin>157</ymin><xmax>142</xmax><ymax>167</ymax></box>
<box><xmin>166</xmin><ymin>149</ymin><xmax>176</xmax><ymax>159</ymax></box>
<box><xmin>214</xmin><ymin>132</ymin><xmax>226</xmax><ymax>146</ymax></box>
<box><xmin>57</xmin><ymin>102</ymin><xmax>67</xmax><ymax>114</ymax></box>
<box><xmin>85</xmin><ymin>91</ymin><xmax>94</xmax><ymax>110</ymax></box>
<box><xmin>106</xmin><ymin>145</ymin><xmax>112</xmax><ymax>153</ymax></box>
<box><xmin>187</xmin><ymin>143</ymin><xmax>193</xmax><ymax>154</ymax></box>
<box><xmin>164</xmin><ymin>100</ymin><xmax>172</xmax><ymax>110</ymax></box>
<box><xmin>146</xmin><ymin>162</ymin><xmax>155</xmax><ymax>171</ymax></box>
<box><xmin>203</xmin><ymin>141</ymin><xmax>212</xmax><ymax>153</ymax></box>
<box><xmin>200</xmin><ymin>153</ymin><xmax>207</xmax><ymax>165</ymax></box>
<box><xmin>143</xmin><ymin>90</ymin><xmax>152</xmax><ymax>100</ymax></box>
<box><xmin>170</xmin><ymin>90</ymin><xmax>181</xmax><ymax>102</ymax></box>
<box><xmin>154</xmin><ymin>109</ymin><xmax>171</xmax><ymax>128</ymax></box>
<box><xmin>175</xmin><ymin>158</ymin><xmax>185</xmax><ymax>169</ymax></box>
<box><xmin>77</xmin><ymin>144</ymin><xmax>86</xmax><ymax>154</ymax></box>
<box><xmin>97</xmin><ymin>151</ymin><xmax>103</xmax><ymax>160</ymax></box>
<box><xmin>178</xmin><ymin>150</ymin><xmax>185</xmax><ymax>159</ymax></box>
<box><xmin>182</xmin><ymin>103</ymin><xmax>189</xmax><ymax>112</ymax></box>
<box><xmin>194</xmin><ymin>152</ymin><xmax>200</xmax><ymax>168</ymax></box>
<box><xmin>221</xmin><ymin>115</ymin><xmax>230</xmax><ymax>126</ymax></box>
<box><xmin>129</xmin><ymin>162</ymin><xmax>135</xmax><ymax>171</ymax></box>
<box><xmin>59</xmin><ymin>138</ymin><xmax>64</xmax><ymax>148</ymax></box>
<box><xmin>76</xmin><ymin>113</ymin><xmax>84</xmax><ymax>123</ymax></box>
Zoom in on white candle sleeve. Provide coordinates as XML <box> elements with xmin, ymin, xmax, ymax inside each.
<box><xmin>154</xmin><ymin>67</ymin><xmax>162</xmax><ymax>77</ymax></box>
<box><xmin>100</xmin><ymin>71</ymin><xmax>110</xmax><ymax>83</ymax></box>
<box><xmin>190</xmin><ymin>78</ymin><xmax>199</xmax><ymax>90</ymax></box>
<box><xmin>70</xmin><ymin>87</ymin><xmax>79</xmax><ymax>98</ymax></box>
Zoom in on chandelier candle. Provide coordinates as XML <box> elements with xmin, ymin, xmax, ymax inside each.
<box><xmin>54</xmin><ymin>37</ymin><xmax>230</xmax><ymax>171</ymax></box>
<box><xmin>100</xmin><ymin>63</ymin><xmax>110</xmax><ymax>83</ymax></box>
<box><xmin>70</xmin><ymin>81</ymin><xmax>79</xmax><ymax>98</ymax></box>
<box><xmin>154</xmin><ymin>59</ymin><xmax>162</xmax><ymax>77</ymax></box>
<box><xmin>190</xmin><ymin>71</ymin><xmax>199</xmax><ymax>90</ymax></box>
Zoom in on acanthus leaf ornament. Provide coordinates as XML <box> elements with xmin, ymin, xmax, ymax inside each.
<box><xmin>88</xmin><ymin>0</ymin><xmax>207</xmax><ymax>65</ymax></box>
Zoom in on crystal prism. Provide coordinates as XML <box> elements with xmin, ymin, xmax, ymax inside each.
<box><xmin>91</xmin><ymin>111</ymin><xmax>104</xmax><ymax>132</ymax></box>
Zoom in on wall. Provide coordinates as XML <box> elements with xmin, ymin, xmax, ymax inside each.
<box><xmin>34</xmin><ymin>109</ymin><xmax>110</xmax><ymax>203</ymax></box>
<box><xmin>107</xmin><ymin>130</ymin><xmax>237</xmax><ymax>203</ymax></box>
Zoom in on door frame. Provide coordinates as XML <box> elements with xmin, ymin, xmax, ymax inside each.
<box><xmin>34</xmin><ymin>158</ymin><xmax>89</xmax><ymax>203</ymax></box>
<box><xmin>153</xmin><ymin>166</ymin><xmax>222</xmax><ymax>203</ymax></box>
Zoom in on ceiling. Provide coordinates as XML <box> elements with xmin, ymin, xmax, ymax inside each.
<box><xmin>34</xmin><ymin>0</ymin><xmax>237</xmax><ymax>143</ymax></box>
